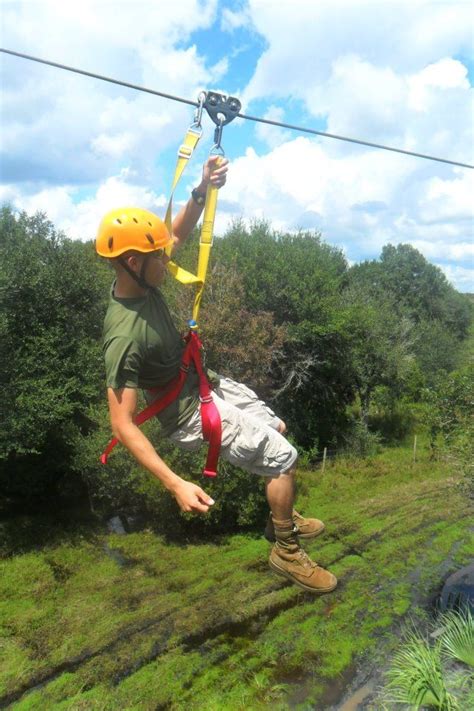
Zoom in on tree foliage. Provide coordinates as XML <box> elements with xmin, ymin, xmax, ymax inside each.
<box><xmin>348</xmin><ymin>244</ymin><xmax>471</xmax><ymax>386</ymax></box>
<box><xmin>213</xmin><ymin>220</ymin><xmax>354</xmax><ymax>447</ymax></box>
<box><xmin>1</xmin><ymin>206</ymin><xmax>472</xmax><ymax>522</ymax></box>
<box><xmin>0</xmin><ymin>206</ymin><xmax>110</xmax><ymax>499</ymax></box>
<box><xmin>343</xmin><ymin>286</ymin><xmax>416</xmax><ymax>422</ymax></box>
<box><xmin>425</xmin><ymin>363</ymin><xmax>474</xmax><ymax>493</ymax></box>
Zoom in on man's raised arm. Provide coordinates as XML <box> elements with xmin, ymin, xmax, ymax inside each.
<box><xmin>171</xmin><ymin>155</ymin><xmax>229</xmax><ymax>253</ymax></box>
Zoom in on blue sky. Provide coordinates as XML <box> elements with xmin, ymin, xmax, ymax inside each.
<box><xmin>1</xmin><ymin>0</ymin><xmax>473</xmax><ymax>290</ymax></box>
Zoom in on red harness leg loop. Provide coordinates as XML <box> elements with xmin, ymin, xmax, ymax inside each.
<box><xmin>186</xmin><ymin>331</ymin><xmax>222</xmax><ymax>477</ymax></box>
<box><xmin>100</xmin><ymin>330</ymin><xmax>221</xmax><ymax>477</ymax></box>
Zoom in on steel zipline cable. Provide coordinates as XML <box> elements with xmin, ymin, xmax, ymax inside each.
<box><xmin>1</xmin><ymin>47</ymin><xmax>473</xmax><ymax>170</ymax></box>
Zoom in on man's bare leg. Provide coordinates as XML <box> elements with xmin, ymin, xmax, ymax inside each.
<box><xmin>265</xmin><ymin>467</ymin><xmax>295</xmax><ymax>520</ymax></box>
<box><xmin>265</xmin><ymin>467</ymin><xmax>337</xmax><ymax>593</ymax></box>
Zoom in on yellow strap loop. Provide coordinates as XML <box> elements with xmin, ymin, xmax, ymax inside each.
<box><xmin>165</xmin><ymin>122</ymin><xmax>221</xmax><ymax>325</ymax></box>
<box><xmin>167</xmin><ymin>261</ymin><xmax>202</xmax><ymax>285</ymax></box>
<box><xmin>164</xmin><ymin>125</ymin><xmax>202</xmax><ymax>252</ymax></box>
<box><xmin>191</xmin><ymin>178</ymin><xmax>220</xmax><ymax>322</ymax></box>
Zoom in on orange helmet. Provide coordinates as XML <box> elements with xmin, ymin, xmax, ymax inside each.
<box><xmin>96</xmin><ymin>207</ymin><xmax>172</xmax><ymax>258</ymax></box>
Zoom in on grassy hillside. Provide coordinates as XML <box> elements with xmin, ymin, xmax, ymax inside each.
<box><xmin>1</xmin><ymin>439</ymin><xmax>472</xmax><ymax>710</ymax></box>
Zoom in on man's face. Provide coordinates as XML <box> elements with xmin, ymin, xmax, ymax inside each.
<box><xmin>141</xmin><ymin>249</ymin><xmax>170</xmax><ymax>286</ymax></box>
<box><xmin>125</xmin><ymin>250</ymin><xmax>170</xmax><ymax>287</ymax></box>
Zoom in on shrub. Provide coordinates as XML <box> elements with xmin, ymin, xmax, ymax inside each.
<box><xmin>382</xmin><ymin>609</ymin><xmax>474</xmax><ymax>710</ymax></box>
<box><xmin>341</xmin><ymin>420</ymin><xmax>382</xmax><ymax>458</ymax></box>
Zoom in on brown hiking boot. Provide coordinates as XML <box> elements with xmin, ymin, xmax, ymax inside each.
<box><xmin>269</xmin><ymin>545</ymin><xmax>337</xmax><ymax>593</ymax></box>
<box><xmin>264</xmin><ymin>509</ymin><xmax>325</xmax><ymax>542</ymax></box>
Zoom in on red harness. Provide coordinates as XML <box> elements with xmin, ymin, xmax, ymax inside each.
<box><xmin>100</xmin><ymin>329</ymin><xmax>222</xmax><ymax>477</ymax></box>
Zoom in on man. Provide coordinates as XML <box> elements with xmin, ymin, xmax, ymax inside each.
<box><xmin>97</xmin><ymin>156</ymin><xmax>337</xmax><ymax>594</ymax></box>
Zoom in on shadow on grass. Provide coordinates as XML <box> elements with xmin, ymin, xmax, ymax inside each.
<box><xmin>0</xmin><ymin>498</ymin><xmax>103</xmax><ymax>558</ymax></box>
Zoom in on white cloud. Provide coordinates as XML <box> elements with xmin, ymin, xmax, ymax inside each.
<box><xmin>1</xmin><ymin>0</ymin><xmax>473</xmax><ymax>293</ymax></box>
<box><xmin>419</xmin><ymin>172</ymin><xmax>474</xmax><ymax>223</ymax></box>
<box><xmin>243</xmin><ymin>0</ymin><xmax>473</xmax><ymax>104</ymax></box>
<box><xmin>1</xmin><ymin>170</ymin><xmax>168</xmax><ymax>242</ymax></box>
<box><xmin>220</xmin><ymin>6</ymin><xmax>251</xmax><ymax>33</ymax></box>
<box><xmin>255</xmin><ymin>105</ymin><xmax>292</xmax><ymax>148</ymax></box>
<box><xmin>240</xmin><ymin>1</ymin><xmax>473</xmax><ymax>168</ymax></box>
<box><xmin>91</xmin><ymin>132</ymin><xmax>135</xmax><ymax>159</ymax></box>
<box><xmin>225</xmin><ymin>0</ymin><xmax>473</xmax><ymax>291</ymax></box>
<box><xmin>410</xmin><ymin>235</ymin><xmax>474</xmax><ymax>265</ymax></box>
<box><xmin>411</xmin><ymin>240</ymin><xmax>474</xmax><ymax>263</ymax></box>
<box><xmin>227</xmin><ymin>137</ymin><xmax>409</xmax><ymax>224</ymax></box>
<box><xmin>219</xmin><ymin>133</ymin><xmax>473</xmax><ymax>287</ymax></box>
<box><xmin>438</xmin><ymin>264</ymin><xmax>474</xmax><ymax>293</ymax></box>
<box><xmin>409</xmin><ymin>57</ymin><xmax>469</xmax><ymax>99</ymax></box>
<box><xmin>2</xmin><ymin>0</ymin><xmax>218</xmax><ymax>60</ymax></box>
<box><xmin>1</xmin><ymin>0</ymin><xmax>221</xmax><ymax>188</ymax></box>
<box><xmin>209</xmin><ymin>57</ymin><xmax>230</xmax><ymax>82</ymax></box>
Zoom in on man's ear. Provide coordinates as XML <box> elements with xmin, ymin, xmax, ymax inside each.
<box><xmin>124</xmin><ymin>253</ymin><xmax>140</xmax><ymax>271</ymax></box>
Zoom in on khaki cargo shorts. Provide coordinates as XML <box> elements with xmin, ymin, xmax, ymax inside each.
<box><xmin>168</xmin><ymin>377</ymin><xmax>298</xmax><ymax>477</ymax></box>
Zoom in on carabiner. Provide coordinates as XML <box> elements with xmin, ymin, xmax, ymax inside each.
<box><xmin>210</xmin><ymin>114</ymin><xmax>225</xmax><ymax>156</ymax></box>
<box><xmin>192</xmin><ymin>91</ymin><xmax>206</xmax><ymax>130</ymax></box>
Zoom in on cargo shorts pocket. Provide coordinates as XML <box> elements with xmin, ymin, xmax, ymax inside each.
<box><xmin>216</xmin><ymin>377</ymin><xmax>280</xmax><ymax>430</ymax></box>
<box><xmin>219</xmin><ymin>400</ymin><xmax>296</xmax><ymax>476</ymax></box>
<box><xmin>226</xmin><ymin>420</ymin><xmax>270</xmax><ymax>468</ymax></box>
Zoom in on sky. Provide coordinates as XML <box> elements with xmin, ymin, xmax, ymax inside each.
<box><xmin>1</xmin><ymin>0</ymin><xmax>473</xmax><ymax>291</ymax></box>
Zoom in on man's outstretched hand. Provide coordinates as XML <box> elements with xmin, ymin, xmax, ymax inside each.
<box><xmin>173</xmin><ymin>480</ymin><xmax>215</xmax><ymax>514</ymax></box>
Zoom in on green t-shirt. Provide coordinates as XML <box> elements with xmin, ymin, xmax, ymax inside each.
<box><xmin>103</xmin><ymin>284</ymin><xmax>201</xmax><ymax>436</ymax></box>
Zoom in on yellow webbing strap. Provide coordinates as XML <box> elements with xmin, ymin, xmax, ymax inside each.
<box><xmin>164</xmin><ymin>125</ymin><xmax>202</xmax><ymax>253</ymax></box>
<box><xmin>165</xmin><ymin>124</ymin><xmax>221</xmax><ymax>324</ymax></box>
<box><xmin>192</xmin><ymin>180</ymin><xmax>219</xmax><ymax>322</ymax></box>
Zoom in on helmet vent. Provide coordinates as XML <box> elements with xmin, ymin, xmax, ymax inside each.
<box><xmin>146</xmin><ymin>233</ymin><xmax>155</xmax><ymax>244</ymax></box>
<box><xmin>108</xmin><ymin>237</ymin><xmax>114</xmax><ymax>250</ymax></box>
<box><xmin>133</xmin><ymin>217</ymin><xmax>138</xmax><ymax>223</ymax></box>
<box><xmin>148</xmin><ymin>221</ymin><xmax>152</xmax><ymax>226</ymax></box>
<box><xmin>116</xmin><ymin>218</ymin><xmax>122</xmax><ymax>224</ymax></box>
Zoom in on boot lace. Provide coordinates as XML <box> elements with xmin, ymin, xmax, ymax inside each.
<box><xmin>296</xmin><ymin>548</ymin><xmax>317</xmax><ymax>569</ymax></box>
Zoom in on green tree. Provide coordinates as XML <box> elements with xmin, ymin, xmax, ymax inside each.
<box><xmin>425</xmin><ymin>363</ymin><xmax>474</xmax><ymax>492</ymax></box>
<box><xmin>379</xmin><ymin>244</ymin><xmax>470</xmax><ymax>335</ymax></box>
<box><xmin>213</xmin><ymin>220</ymin><xmax>354</xmax><ymax>448</ymax></box>
<box><xmin>343</xmin><ymin>287</ymin><xmax>416</xmax><ymax>425</ymax></box>
<box><xmin>348</xmin><ymin>244</ymin><xmax>472</xmax><ymax>388</ymax></box>
<box><xmin>0</xmin><ymin>206</ymin><xmax>110</xmax><ymax>501</ymax></box>
<box><xmin>2</xmin><ymin>205</ymin><xmax>470</xmax><ymax>521</ymax></box>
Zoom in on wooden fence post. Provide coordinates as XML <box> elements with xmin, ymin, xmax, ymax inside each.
<box><xmin>322</xmin><ymin>446</ymin><xmax>327</xmax><ymax>472</ymax></box>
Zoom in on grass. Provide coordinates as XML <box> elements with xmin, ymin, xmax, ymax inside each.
<box><xmin>1</xmin><ymin>438</ymin><xmax>473</xmax><ymax>710</ymax></box>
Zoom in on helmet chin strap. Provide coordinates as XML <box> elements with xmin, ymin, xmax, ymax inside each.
<box><xmin>119</xmin><ymin>255</ymin><xmax>152</xmax><ymax>290</ymax></box>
